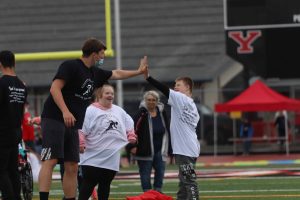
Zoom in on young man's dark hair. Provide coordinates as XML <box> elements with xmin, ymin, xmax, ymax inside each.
<box><xmin>0</xmin><ymin>50</ymin><xmax>15</xmax><ymax>68</ymax></box>
<box><xmin>81</xmin><ymin>38</ymin><xmax>107</xmax><ymax>57</ymax></box>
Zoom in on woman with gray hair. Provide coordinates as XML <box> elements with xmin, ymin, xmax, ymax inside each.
<box><xmin>129</xmin><ymin>90</ymin><xmax>170</xmax><ymax>193</ymax></box>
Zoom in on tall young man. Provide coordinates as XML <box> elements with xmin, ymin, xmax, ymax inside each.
<box><xmin>143</xmin><ymin>58</ymin><xmax>200</xmax><ymax>200</ymax></box>
<box><xmin>0</xmin><ymin>50</ymin><xmax>28</xmax><ymax>200</ymax></box>
<box><xmin>38</xmin><ymin>38</ymin><xmax>147</xmax><ymax>200</ymax></box>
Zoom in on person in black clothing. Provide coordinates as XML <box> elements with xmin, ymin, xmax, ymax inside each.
<box><xmin>239</xmin><ymin>118</ymin><xmax>253</xmax><ymax>155</ymax></box>
<box><xmin>128</xmin><ymin>90</ymin><xmax>170</xmax><ymax>193</ymax></box>
<box><xmin>0</xmin><ymin>50</ymin><xmax>27</xmax><ymax>200</ymax></box>
<box><xmin>274</xmin><ymin>111</ymin><xmax>288</xmax><ymax>147</ymax></box>
<box><xmin>38</xmin><ymin>37</ymin><xmax>147</xmax><ymax>200</ymax></box>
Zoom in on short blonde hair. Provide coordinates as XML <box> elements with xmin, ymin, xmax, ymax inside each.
<box><xmin>143</xmin><ymin>90</ymin><xmax>160</xmax><ymax>102</ymax></box>
<box><xmin>94</xmin><ymin>84</ymin><xmax>114</xmax><ymax>101</ymax></box>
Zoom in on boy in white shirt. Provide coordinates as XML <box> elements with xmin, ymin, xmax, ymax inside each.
<box><xmin>143</xmin><ymin>60</ymin><xmax>200</xmax><ymax>200</ymax></box>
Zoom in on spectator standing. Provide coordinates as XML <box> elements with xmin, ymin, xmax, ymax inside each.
<box><xmin>239</xmin><ymin>118</ymin><xmax>253</xmax><ymax>155</ymax></box>
<box><xmin>143</xmin><ymin>58</ymin><xmax>200</xmax><ymax>200</ymax></box>
<box><xmin>38</xmin><ymin>37</ymin><xmax>147</xmax><ymax>200</ymax></box>
<box><xmin>274</xmin><ymin>110</ymin><xmax>289</xmax><ymax>147</ymax></box>
<box><xmin>22</xmin><ymin>102</ymin><xmax>36</xmax><ymax>152</ymax></box>
<box><xmin>78</xmin><ymin>84</ymin><xmax>137</xmax><ymax>200</ymax></box>
<box><xmin>130</xmin><ymin>90</ymin><xmax>170</xmax><ymax>193</ymax></box>
<box><xmin>0</xmin><ymin>50</ymin><xmax>27</xmax><ymax>200</ymax></box>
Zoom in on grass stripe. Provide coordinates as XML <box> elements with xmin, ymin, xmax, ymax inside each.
<box><xmin>32</xmin><ymin>188</ymin><xmax>300</xmax><ymax>195</ymax></box>
<box><xmin>200</xmin><ymin>194</ymin><xmax>300</xmax><ymax>199</ymax></box>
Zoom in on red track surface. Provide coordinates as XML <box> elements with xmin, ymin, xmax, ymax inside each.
<box><xmin>197</xmin><ymin>153</ymin><xmax>300</xmax><ymax>165</ymax></box>
<box><xmin>116</xmin><ymin>153</ymin><xmax>300</xmax><ymax>179</ymax></box>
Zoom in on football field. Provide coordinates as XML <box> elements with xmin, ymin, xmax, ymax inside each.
<box><xmin>31</xmin><ymin>165</ymin><xmax>300</xmax><ymax>200</ymax></box>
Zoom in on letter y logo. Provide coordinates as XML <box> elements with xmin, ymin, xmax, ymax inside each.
<box><xmin>228</xmin><ymin>30</ymin><xmax>261</xmax><ymax>54</ymax></box>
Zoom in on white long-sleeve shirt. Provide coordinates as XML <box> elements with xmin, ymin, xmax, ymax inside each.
<box><xmin>168</xmin><ymin>90</ymin><xmax>200</xmax><ymax>157</ymax></box>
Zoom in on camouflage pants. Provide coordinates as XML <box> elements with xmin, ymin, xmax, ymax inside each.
<box><xmin>175</xmin><ymin>154</ymin><xmax>199</xmax><ymax>200</ymax></box>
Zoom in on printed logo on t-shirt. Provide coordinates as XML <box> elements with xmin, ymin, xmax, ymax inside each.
<box><xmin>98</xmin><ymin>114</ymin><xmax>121</xmax><ymax>135</ymax></box>
<box><xmin>105</xmin><ymin>120</ymin><xmax>119</xmax><ymax>131</ymax></box>
<box><xmin>180</xmin><ymin>105</ymin><xmax>198</xmax><ymax>128</ymax></box>
<box><xmin>75</xmin><ymin>78</ymin><xmax>94</xmax><ymax>100</ymax></box>
<box><xmin>8</xmin><ymin>86</ymin><xmax>26</xmax><ymax>103</ymax></box>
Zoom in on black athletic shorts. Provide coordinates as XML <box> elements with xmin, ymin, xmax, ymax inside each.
<box><xmin>40</xmin><ymin>118</ymin><xmax>79</xmax><ymax>163</ymax></box>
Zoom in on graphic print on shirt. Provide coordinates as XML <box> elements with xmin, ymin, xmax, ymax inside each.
<box><xmin>105</xmin><ymin>120</ymin><xmax>119</xmax><ymax>131</ymax></box>
<box><xmin>8</xmin><ymin>86</ymin><xmax>26</xmax><ymax>103</ymax></box>
<box><xmin>98</xmin><ymin>114</ymin><xmax>121</xmax><ymax>135</ymax></box>
<box><xmin>180</xmin><ymin>105</ymin><xmax>198</xmax><ymax>129</ymax></box>
<box><xmin>75</xmin><ymin>78</ymin><xmax>94</xmax><ymax>100</ymax></box>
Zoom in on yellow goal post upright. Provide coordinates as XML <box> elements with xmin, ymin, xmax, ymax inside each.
<box><xmin>15</xmin><ymin>0</ymin><xmax>114</xmax><ymax>62</ymax></box>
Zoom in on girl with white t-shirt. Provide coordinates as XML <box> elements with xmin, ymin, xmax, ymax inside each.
<box><xmin>78</xmin><ymin>84</ymin><xmax>136</xmax><ymax>200</ymax></box>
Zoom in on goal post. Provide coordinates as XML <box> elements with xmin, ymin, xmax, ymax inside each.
<box><xmin>15</xmin><ymin>0</ymin><xmax>114</xmax><ymax>62</ymax></box>
<box><xmin>15</xmin><ymin>49</ymin><xmax>114</xmax><ymax>62</ymax></box>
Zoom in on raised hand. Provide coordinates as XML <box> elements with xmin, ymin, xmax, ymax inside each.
<box><xmin>139</xmin><ymin>56</ymin><xmax>149</xmax><ymax>79</ymax></box>
<box><xmin>143</xmin><ymin>65</ymin><xmax>149</xmax><ymax>79</ymax></box>
<box><xmin>138</xmin><ymin>56</ymin><xmax>148</xmax><ymax>74</ymax></box>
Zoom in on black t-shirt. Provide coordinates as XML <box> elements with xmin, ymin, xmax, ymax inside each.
<box><xmin>0</xmin><ymin>75</ymin><xmax>27</xmax><ymax>147</ymax></box>
<box><xmin>41</xmin><ymin>59</ymin><xmax>112</xmax><ymax>128</ymax></box>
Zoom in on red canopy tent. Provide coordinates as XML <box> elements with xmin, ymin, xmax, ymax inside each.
<box><xmin>213</xmin><ymin>80</ymin><xmax>300</xmax><ymax>155</ymax></box>
<box><xmin>215</xmin><ymin>80</ymin><xmax>300</xmax><ymax>112</ymax></box>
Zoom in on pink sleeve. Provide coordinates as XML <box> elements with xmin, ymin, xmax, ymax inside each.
<box><xmin>78</xmin><ymin>130</ymin><xmax>86</xmax><ymax>148</ymax></box>
<box><xmin>127</xmin><ymin>130</ymin><xmax>137</xmax><ymax>144</ymax></box>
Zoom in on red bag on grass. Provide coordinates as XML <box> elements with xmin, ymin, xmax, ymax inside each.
<box><xmin>126</xmin><ymin>190</ymin><xmax>173</xmax><ymax>200</ymax></box>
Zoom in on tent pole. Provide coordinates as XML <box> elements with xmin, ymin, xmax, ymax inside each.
<box><xmin>214</xmin><ymin>112</ymin><xmax>218</xmax><ymax>156</ymax></box>
<box><xmin>285</xmin><ymin>115</ymin><xmax>289</xmax><ymax>155</ymax></box>
<box><xmin>233</xmin><ymin>118</ymin><xmax>237</xmax><ymax>155</ymax></box>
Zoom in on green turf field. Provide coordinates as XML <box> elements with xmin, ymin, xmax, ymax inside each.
<box><xmin>31</xmin><ymin>168</ymin><xmax>300</xmax><ymax>199</ymax></box>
